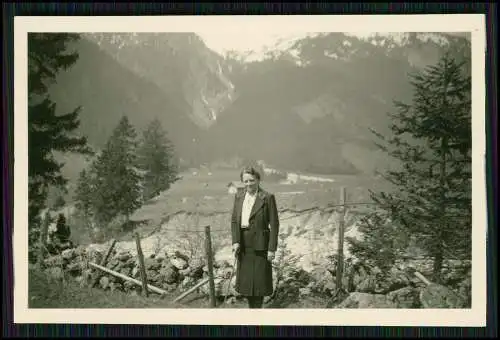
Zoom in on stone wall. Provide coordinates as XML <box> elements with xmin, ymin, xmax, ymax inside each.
<box><xmin>40</xmin><ymin>242</ymin><xmax>472</xmax><ymax>308</ymax></box>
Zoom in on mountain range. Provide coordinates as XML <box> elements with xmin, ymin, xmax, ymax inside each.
<box><xmin>46</xmin><ymin>31</ymin><xmax>471</xmax><ymax>182</ymax></box>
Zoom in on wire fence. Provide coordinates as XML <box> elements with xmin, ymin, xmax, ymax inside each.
<box><xmin>140</xmin><ymin>198</ymin><xmax>470</xmax><ymax>235</ymax></box>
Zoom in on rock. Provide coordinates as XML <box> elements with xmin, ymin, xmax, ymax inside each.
<box><xmin>114</xmin><ymin>262</ymin><xmax>125</xmax><ymax>272</ymax></box>
<box><xmin>419</xmin><ymin>283</ymin><xmax>467</xmax><ymax>308</ymax></box>
<box><xmin>120</xmin><ymin>267</ymin><xmax>132</xmax><ymax>277</ymax></box>
<box><xmin>99</xmin><ymin>276</ymin><xmax>110</xmax><ymax>289</ymax></box>
<box><xmin>173</xmin><ymin>251</ymin><xmax>190</xmax><ymax>263</ymax></box>
<box><xmin>145</xmin><ymin>258</ymin><xmax>161</xmax><ymax>270</ymax></box>
<box><xmin>66</xmin><ymin>262</ymin><xmax>82</xmax><ymax>276</ymax></box>
<box><xmin>170</xmin><ymin>257</ymin><xmax>188</xmax><ymax>270</ymax></box>
<box><xmin>200</xmin><ymin>277</ymin><xmax>225</xmax><ymax>297</ymax></box>
<box><xmin>442</xmin><ymin>265</ymin><xmax>470</xmax><ymax>287</ymax></box>
<box><xmin>116</xmin><ymin>252</ymin><xmax>132</xmax><ymax>261</ymax></box>
<box><xmin>187</xmin><ymin>267</ymin><xmax>203</xmax><ymax>280</ymax></box>
<box><xmin>356</xmin><ymin>275</ymin><xmax>377</xmax><ymax>293</ymax></box>
<box><xmin>147</xmin><ymin>270</ymin><xmax>159</xmax><ymax>282</ymax></box>
<box><xmin>123</xmin><ymin>281</ymin><xmax>135</xmax><ymax>291</ymax></box>
<box><xmin>325</xmin><ymin>288</ymin><xmax>350</xmax><ymax>308</ymax></box>
<box><xmin>190</xmin><ymin>258</ymin><xmax>204</xmax><ymax>269</ymax></box>
<box><xmin>131</xmin><ymin>267</ymin><xmax>139</xmax><ymax>278</ymax></box>
<box><xmin>352</xmin><ymin>266</ymin><xmax>370</xmax><ymax>287</ymax></box>
<box><xmin>337</xmin><ymin>292</ymin><xmax>397</xmax><ymax>308</ymax></box>
<box><xmin>375</xmin><ymin>271</ymin><xmax>410</xmax><ymax>294</ymax></box>
<box><xmin>299</xmin><ymin>287</ymin><xmax>312</xmax><ymax>296</ymax></box>
<box><xmin>386</xmin><ymin>287</ymin><xmax>420</xmax><ymax>308</ymax></box>
<box><xmin>89</xmin><ymin>249</ymin><xmax>103</xmax><ymax>264</ymax></box>
<box><xmin>161</xmin><ymin>283</ymin><xmax>177</xmax><ymax>292</ymax></box>
<box><xmin>75</xmin><ymin>275</ymin><xmax>85</xmax><ymax>288</ymax></box>
<box><xmin>224</xmin><ymin>296</ymin><xmax>237</xmax><ymax>305</ymax></box>
<box><xmin>215</xmin><ymin>260</ymin><xmax>231</xmax><ymax>269</ymax></box>
<box><xmin>108</xmin><ymin>259</ymin><xmax>120</xmax><ymax>269</ymax></box>
<box><xmin>125</xmin><ymin>258</ymin><xmax>136</xmax><ymax>268</ymax></box>
<box><xmin>178</xmin><ymin>267</ymin><xmax>191</xmax><ymax>277</ymax></box>
<box><xmin>322</xmin><ymin>281</ymin><xmax>337</xmax><ymax>296</ymax></box>
<box><xmin>155</xmin><ymin>254</ymin><xmax>166</xmax><ymax>263</ymax></box>
<box><xmin>58</xmin><ymin>242</ymin><xmax>73</xmax><ymax>251</ymax></box>
<box><xmin>180</xmin><ymin>276</ymin><xmax>196</xmax><ymax>290</ymax></box>
<box><xmin>293</xmin><ymin>269</ymin><xmax>311</xmax><ymax>285</ymax></box>
<box><xmin>159</xmin><ymin>266</ymin><xmax>178</xmax><ymax>284</ymax></box>
<box><xmin>217</xmin><ymin>266</ymin><xmax>234</xmax><ymax>280</ymax></box>
<box><xmin>61</xmin><ymin>249</ymin><xmax>76</xmax><ymax>260</ymax></box>
<box><xmin>456</xmin><ymin>277</ymin><xmax>471</xmax><ymax>306</ymax></box>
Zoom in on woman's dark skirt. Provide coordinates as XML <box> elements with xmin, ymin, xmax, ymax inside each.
<box><xmin>235</xmin><ymin>229</ymin><xmax>274</xmax><ymax>297</ymax></box>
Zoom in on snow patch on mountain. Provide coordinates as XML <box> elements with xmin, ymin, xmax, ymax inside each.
<box><xmin>344</xmin><ymin>32</ymin><xmax>452</xmax><ymax>47</ymax></box>
<box><xmin>223</xmin><ymin>32</ymin><xmax>325</xmax><ymax>63</ymax></box>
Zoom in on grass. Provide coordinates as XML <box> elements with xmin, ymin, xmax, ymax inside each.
<box><xmin>29</xmin><ymin>267</ymin><xmax>322</xmax><ymax>309</ymax></box>
<box><xmin>28</xmin><ymin>267</ymin><xmax>252</xmax><ymax>309</ymax></box>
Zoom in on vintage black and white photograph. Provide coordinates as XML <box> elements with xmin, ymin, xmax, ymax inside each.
<box><xmin>14</xmin><ymin>15</ymin><xmax>487</xmax><ymax>326</ymax></box>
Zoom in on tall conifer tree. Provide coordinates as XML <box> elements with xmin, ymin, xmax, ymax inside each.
<box><xmin>28</xmin><ymin>33</ymin><xmax>92</xmax><ymax>246</ymax></box>
<box><xmin>137</xmin><ymin>117</ymin><xmax>179</xmax><ymax>201</ymax></box>
<box><xmin>348</xmin><ymin>52</ymin><xmax>472</xmax><ymax>282</ymax></box>
<box><xmin>91</xmin><ymin>116</ymin><xmax>142</xmax><ymax>224</ymax></box>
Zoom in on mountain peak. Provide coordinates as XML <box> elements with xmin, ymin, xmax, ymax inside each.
<box><xmin>82</xmin><ymin>33</ymin><xmax>236</xmax><ymax>129</ymax></box>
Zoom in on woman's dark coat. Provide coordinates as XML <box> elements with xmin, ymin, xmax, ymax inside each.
<box><xmin>231</xmin><ymin>187</ymin><xmax>280</xmax><ymax>297</ymax></box>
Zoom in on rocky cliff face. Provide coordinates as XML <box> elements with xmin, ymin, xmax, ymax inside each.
<box><xmin>84</xmin><ymin>33</ymin><xmax>236</xmax><ymax>129</ymax></box>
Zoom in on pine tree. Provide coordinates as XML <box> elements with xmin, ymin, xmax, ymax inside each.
<box><xmin>28</xmin><ymin>33</ymin><xmax>92</xmax><ymax>245</ymax></box>
<box><xmin>74</xmin><ymin>169</ymin><xmax>94</xmax><ymax>216</ymax></box>
<box><xmin>92</xmin><ymin>116</ymin><xmax>142</xmax><ymax>225</ymax></box>
<box><xmin>347</xmin><ymin>52</ymin><xmax>472</xmax><ymax>282</ymax></box>
<box><xmin>55</xmin><ymin>213</ymin><xmax>71</xmax><ymax>243</ymax></box>
<box><xmin>137</xmin><ymin>117</ymin><xmax>179</xmax><ymax>201</ymax></box>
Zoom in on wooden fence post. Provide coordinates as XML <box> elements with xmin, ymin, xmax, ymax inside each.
<box><xmin>135</xmin><ymin>232</ymin><xmax>149</xmax><ymax>297</ymax></box>
<box><xmin>204</xmin><ymin>225</ymin><xmax>216</xmax><ymax>307</ymax></box>
<box><xmin>37</xmin><ymin>212</ymin><xmax>51</xmax><ymax>268</ymax></box>
<box><xmin>92</xmin><ymin>239</ymin><xmax>117</xmax><ymax>287</ymax></box>
<box><xmin>336</xmin><ymin>187</ymin><xmax>346</xmax><ymax>290</ymax></box>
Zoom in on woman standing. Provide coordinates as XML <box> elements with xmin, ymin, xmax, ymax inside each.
<box><xmin>230</xmin><ymin>166</ymin><xmax>280</xmax><ymax>308</ymax></box>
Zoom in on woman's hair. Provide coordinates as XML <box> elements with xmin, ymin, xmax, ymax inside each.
<box><xmin>240</xmin><ymin>166</ymin><xmax>261</xmax><ymax>181</ymax></box>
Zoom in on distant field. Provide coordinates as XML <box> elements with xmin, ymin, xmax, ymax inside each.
<box><xmin>130</xmin><ymin>168</ymin><xmax>390</xmax><ymax>224</ymax></box>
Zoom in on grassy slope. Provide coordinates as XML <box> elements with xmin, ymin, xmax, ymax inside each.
<box><xmin>28</xmin><ymin>267</ymin><xmax>326</xmax><ymax>309</ymax></box>
<box><xmin>28</xmin><ymin>267</ymin><xmax>243</xmax><ymax>309</ymax></box>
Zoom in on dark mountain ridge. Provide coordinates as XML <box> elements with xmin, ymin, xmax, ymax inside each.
<box><xmin>46</xmin><ymin>32</ymin><xmax>471</xmax><ymax>184</ymax></box>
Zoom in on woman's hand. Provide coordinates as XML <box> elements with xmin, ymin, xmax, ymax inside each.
<box><xmin>232</xmin><ymin>243</ymin><xmax>240</xmax><ymax>256</ymax></box>
<box><xmin>267</xmin><ymin>251</ymin><xmax>275</xmax><ymax>262</ymax></box>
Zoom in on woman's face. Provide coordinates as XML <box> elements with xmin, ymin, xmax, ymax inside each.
<box><xmin>242</xmin><ymin>173</ymin><xmax>259</xmax><ymax>194</ymax></box>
